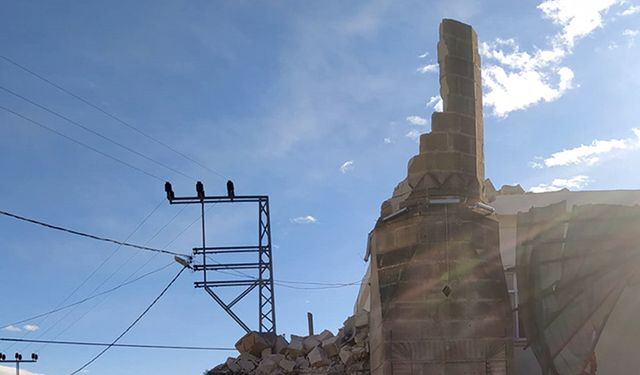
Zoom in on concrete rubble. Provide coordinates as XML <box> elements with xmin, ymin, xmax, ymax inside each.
<box><xmin>207</xmin><ymin>311</ymin><xmax>370</xmax><ymax>375</ymax></box>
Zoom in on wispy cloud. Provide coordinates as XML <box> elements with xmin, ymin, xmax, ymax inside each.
<box><xmin>383</xmin><ymin>137</ymin><xmax>392</xmax><ymax>144</ymax></box>
<box><xmin>417</xmin><ymin>63</ymin><xmax>438</xmax><ymax>74</ymax></box>
<box><xmin>623</xmin><ymin>29</ymin><xmax>639</xmax><ymax>47</ymax></box>
<box><xmin>0</xmin><ymin>366</ymin><xmax>44</xmax><ymax>375</ymax></box>
<box><xmin>529</xmin><ymin>175</ymin><xmax>590</xmax><ymax>192</ymax></box>
<box><xmin>533</xmin><ymin>128</ymin><xmax>640</xmax><ymax>167</ymax></box>
<box><xmin>418</xmin><ymin>51</ymin><xmax>429</xmax><ymax>58</ymax></box>
<box><xmin>340</xmin><ymin>160</ymin><xmax>355</xmax><ymax>174</ymax></box>
<box><xmin>619</xmin><ymin>4</ymin><xmax>640</xmax><ymax>15</ymax></box>
<box><xmin>481</xmin><ymin>0</ymin><xmax>624</xmax><ymax>117</ymax></box>
<box><xmin>2</xmin><ymin>325</ymin><xmax>21</xmax><ymax>332</ymax></box>
<box><xmin>406</xmin><ymin>115</ymin><xmax>428</xmax><ymax>126</ymax></box>
<box><xmin>405</xmin><ymin>129</ymin><xmax>422</xmax><ymax>142</ymax></box>
<box><xmin>290</xmin><ymin>215</ymin><xmax>318</xmax><ymax>224</ymax></box>
<box><xmin>23</xmin><ymin>324</ymin><xmax>40</xmax><ymax>332</ymax></box>
<box><xmin>426</xmin><ymin>95</ymin><xmax>443</xmax><ymax>112</ymax></box>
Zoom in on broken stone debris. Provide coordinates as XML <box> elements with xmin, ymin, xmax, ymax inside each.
<box><xmin>207</xmin><ymin>311</ymin><xmax>370</xmax><ymax>375</ymax></box>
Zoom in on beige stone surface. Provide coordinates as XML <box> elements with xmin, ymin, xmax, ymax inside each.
<box><xmin>307</xmin><ymin>346</ymin><xmax>330</xmax><ymax>367</ymax></box>
<box><xmin>366</xmin><ymin>19</ymin><xmax>512</xmax><ymax>375</ymax></box>
<box><xmin>278</xmin><ymin>358</ymin><xmax>296</xmax><ymax>372</ymax></box>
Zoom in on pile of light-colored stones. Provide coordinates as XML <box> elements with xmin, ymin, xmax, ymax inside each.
<box><xmin>207</xmin><ymin>311</ymin><xmax>370</xmax><ymax>375</ymax></box>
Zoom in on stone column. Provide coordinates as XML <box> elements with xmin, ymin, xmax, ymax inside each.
<box><xmin>368</xmin><ymin>19</ymin><xmax>512</xmax><ymax>375</ymax></box>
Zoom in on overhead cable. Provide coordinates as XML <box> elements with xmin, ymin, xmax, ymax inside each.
<box><xmin>1</xmin><ymin>262</ymin><xmax>174</xmax><ymax>329</ymax></box>
<box><xmin>0</xmin><ymin>338</ymin><xmax>233</xmax><ymax>351</ymax></box>
<box><xmin>69</xmin><ymin>265</ymin><xmax>187</xmax><ymax>375</ymax></box>
<box><xmin>0</xmin><ymin>55</ymin><xmax>226</xmax><ymax>180</ymax></box>
<box><xmin>0</xmin><ymin>105</ymin><xmax>165</xmax><ymax>181</ymax></box>
<box><xmin>0</xmin><ymin>209</ymin><xmax>189</xmax><ymax>257</ymax></box>
<box><xmin>0</xmin><ymin>85</ymin><xmax>196</xmax><ymax>181</ymax></box>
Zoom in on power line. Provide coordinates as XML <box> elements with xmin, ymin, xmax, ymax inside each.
<box><xmin>1</xmin><ymin>201</ymin><xmax>167</xmax><ymax>353</ymax></box>
<box><xmin>28</xmin><ymin>205</ymin><xmax>190</xmax><ymax>353</ymax></box>
<box><xmin>69</xmin><ymin>265</ymin><xmax>187</xmax><ymax>375</ymax></box>
<box><xmin>0</xmin><ymin>105</ymin><xmax>165</xmax><ymax>181</ymax></box>
<box><xmin>42</xmin><ymin>200</ymin><xmax>165</xmax><ymax>314</ymax></box>
<box><xmin>0</xmin><ymin>209</ymin><xmax>188</xmax><ymax>257</ymax></box>
<box><xmin>0</xmin><ymin>338</ymin><xmax>234</xmax><ymax>351</ymax></box>
<box><xmin>1</xmin><ymin>262</ymin><xmax>174</xmax><ymax>329</ymax></box>
<box><xmin>204</xmin><ymin>256</ymin><xmax>363</xmax><ymax>289</ymax></box>
<box><xmin>0</xmin><ymin>55</ymin><xmax>226</xmax><ymax>180</ymax></box>
<box><xmin>274</xmin><ymin>281</ymin><xmax>362</xmax><ymax>290</ymax></box>
<box><xmin>0</xmin><ymin>85</ymin><xmax>196</xmax><ymax>182</ymax></box>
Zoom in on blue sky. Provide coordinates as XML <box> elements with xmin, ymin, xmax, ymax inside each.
<box><xmin>1</xmin><ymin>0</ymin><xmax>639</xmax><ymax>374</ymax></box>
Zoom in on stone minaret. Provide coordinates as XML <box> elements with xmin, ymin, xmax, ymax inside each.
<box><xmin>368</xmin><ymin>19</ymin><xmax>512</xmax><ymax>375</ymax></box>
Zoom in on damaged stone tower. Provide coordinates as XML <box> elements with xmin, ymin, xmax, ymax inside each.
<box><xmin>367</xmin><ymin>19</ymin><xmax>513</xmax><ymax>375</ymax></box>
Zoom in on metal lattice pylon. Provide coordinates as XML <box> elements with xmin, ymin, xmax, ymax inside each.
<box><xmin>164</xmin><ymin>181</ymin><xmax>276</xmax><ymax>334</ymax></box>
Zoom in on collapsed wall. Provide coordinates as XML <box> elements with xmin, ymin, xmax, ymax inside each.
<box><xmin>367</xmin><ymin>19</ymin><xmax>513</xmax><ymax>375</ymax></box>
<box><xmin>208</xmin><ymin>312</ymin><xmax>370</xmax><ymax>375</ymax></box>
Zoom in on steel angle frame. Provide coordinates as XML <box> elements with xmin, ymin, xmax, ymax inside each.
<box><xmin>165</xmin><ymin>182</ymin><xmax>276</xmax><ymax>334</ymax></box>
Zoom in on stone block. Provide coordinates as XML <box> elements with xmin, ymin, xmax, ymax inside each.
<box><xmin>224</xmin><ymin>357</ymin><xmax>241</xmax><ymax>373</ymax></box>
<box><xmin>439</xmin><ymin>38</ymin><xmax>477</xmax><ymax>66</ymax></box>
<box><xmin>440</xmin><ymin>75</ymin><xmax>476</xmax><ymax>98</ymax></box>
<box><xmin>419</xmin><ymin>132</ymin><xmax>448</xmax><ymax>153</ymax></box>
<box><xmin>235</xmin><ymin>331</ymin><xmax>274</xmax><ymax>356</ymax></box>
<box><xmin>237</xmin><ymin>355</ymin><xmax>258</xmax><ymax>372</ymax></box>
<box><xmin>264</xmin><ymin>353</ymin><xmax>285</xmax><ymax>364</ymax></box>
<box><xmin>317</xmin><ymin>329</ymin><xmax>334</xmax><ymax>342</ymax></box>
<box><xmin>279</xmin><ymin>358</ymin><xmax>296</xmax><ymax>372</ymax></box>
<box><xmin>273</xmin><ymin>335</ymin><xmax>289</xmax><ymax>354</ymax></box>
<box><xmin>441</xmin><ymin>55</ymin><xmax>475</xmax><ymax>79</ymax></box>
<box><xmin>441</xmin><ymin>19</ymin><xmax>474</xmax><ymax>41</ymax></box>
<box><xmin>443</xmin><ymin>93</ymin><xmax>476</xmax><ymax>116</ymax></box>
<box><xmin>295</xmin><ymin>356</ymin><xmax>310</xmax><ymax>369</ymax></box>
<box><xmin>255</xmin><ymin>358</ymin><xmax>278</xmax><ymax>375</ymax></box>
<box><xmin>376</xmin><ymin>245</ymin><xmax>415</xmax><ymax>268</ymax></box>
<box><xmin>321</xmin><ymin>335</ymin><xmax>342</xmax><ymax>357</ymax></box>
<box><xmin>261</xmin><ymin>347</ymin><xmax>272</xmax><ymax>358</ymax></box>
<box><xmin>307</xmin><ymin>346</ymin><xmax>330</xmax><ymax>367</ymax></box>
<box><xmin>338</xmin><ymin>347</ymin><xmax>354</xmax><ymax>365</ymax></box>
<box><xmin>286</xmin><ymin>335</ymin><xmax>304</xmax><ymax>358</ymax></box>
<box><xmin>450</xmin><ymin>133</ymin><xmax>475</xmax><ymax>155</ymax></box>
<box><xmin>303</xmin><ymin>335</ymin><xmax>321</xmax><ymax>353</ymax></box>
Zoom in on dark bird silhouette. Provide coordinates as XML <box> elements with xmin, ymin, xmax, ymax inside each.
<box><xmin>227</xmin><ymin>180</ymin><xmax>235</xmax><ymax>199</ymax></box>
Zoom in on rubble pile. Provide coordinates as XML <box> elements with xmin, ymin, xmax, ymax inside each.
<box><xmin>207</xmin><ymin>311</ymin><xmax>370</xmax><ymax>375</ymax></box>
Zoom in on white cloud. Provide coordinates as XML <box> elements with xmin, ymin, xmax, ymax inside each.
<box><xmin>406</xmin><ymin>115</ymin><xmax>428</xmax><ymax>126</ymax></box>
<box><xmin>619</xmin><ymin>4</ymin><xmax>640</xmax><ymax>15</ymax></box>
<box><xmin>0</xmin><ymin>366</ymin><xmax>44</xmax><ymax>375</ymax></box>
<box><xmin>536</xmin><ymin>128</ymin><xmax>640</xmax><ymax>167</ymax></box>
<box><xmin>481</xmin><ymin>0</ymin><xmax>623</xmax><ymax>117</ymax></box>
<box><xmin>383</xmin><ymin>137</ymin><xmax>392</xmax><ymax>144</ymax></box>
<box><xmin>405</xmin><ymin>129</ymin><xmax>422</xmax><ymax>142</ymax></box>
<box><xmin>340</xmin><ymin>160</ymin><xmax>355</xmax><ymax>174</ymax></box>
<box><xmin>290</xmin><ymin>215</ymin><xmax>317</xmax><ymax>224</ymax></box>
<box><xmin>426</xmin><ymin>95</ymin><xmax>443</xmax><ymax>112</ymax></box>
<box><xmin>23</xmin><ymin>324</ymin><xmax>40</xmax><ymax>332</ymax></box>
<box><xmin>538</xmin><ymin>0</ymin><xmax>621</xmax><ymax>47</ymax></box>
<box><xmin>2</xmin><ymin>325</ymin><xmax>21</xmax><ymax>332</ymax></box>
<box><xmin>529</xmin><ymin>175</ymin><xmax>590</xmax><ymax>192</ymax></box>
<box><xmin>623</xmin><ymin>29</ymin><xmax>639</xmax><ymax>47</ymax></box>
<box><xmin>417</xmin><ymin>63</ymin><xmax>438</xmax><ymax>73</ymax></box>
<box><xmin>418</xmin><ymin>51</ymin><xmax>429</xmax><ymax>58</ymax></box>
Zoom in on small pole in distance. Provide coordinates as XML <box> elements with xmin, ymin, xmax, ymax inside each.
<box><xmin>307</xmin><ymin>312</ymin><xmax>314</xmax><ymax>336</ymax></box>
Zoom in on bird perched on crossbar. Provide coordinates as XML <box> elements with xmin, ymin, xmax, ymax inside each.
<box><xmin>227</xmin><ymin>180</ymin><xmax>235</xmax><ymax>200</ymax></box>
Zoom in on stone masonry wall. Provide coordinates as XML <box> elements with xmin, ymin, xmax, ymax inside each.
<box><xmin>368</xmin><ymin>19</ymin><xmax>513</xmax><ymax>375</ymax></box>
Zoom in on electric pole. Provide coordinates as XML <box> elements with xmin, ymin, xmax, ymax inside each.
<box><xmin>0</xmin><ymin>352</ymin><xmax>38</xmax><ymax>375</ymax></box>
